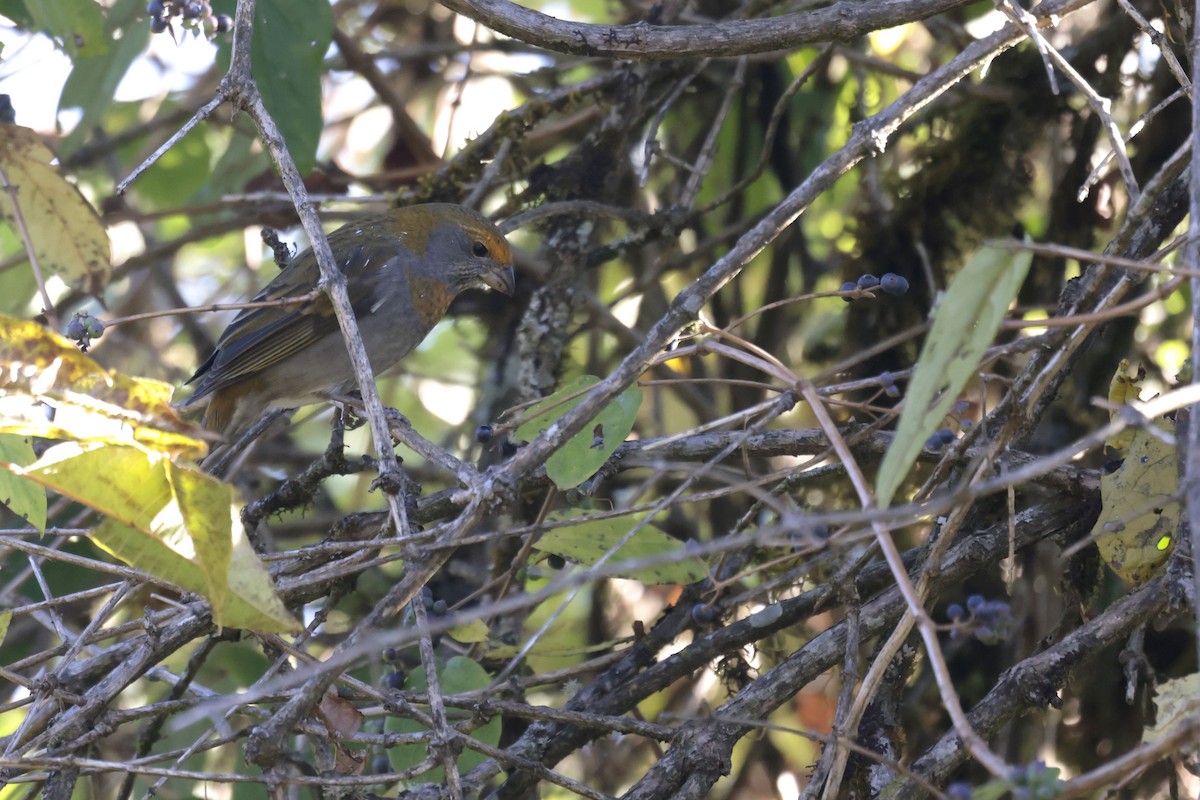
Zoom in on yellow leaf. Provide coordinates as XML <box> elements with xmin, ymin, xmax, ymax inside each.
<box><xmin>0</xmin><ymin>125</ymin><xmax>110</xmax><ymax>296</ymax></box>
<box><xmin>18</xmin><ymin>442</ymin><xmax>298</xmax><ymax>632</ymax></box>
<box><xmin>1105</xmin><ymin>359</ymin><xmax>1145</xmax><ymax>454</ymax></box>
<box><xmin>1092</xmin><ymin>421</ymin><xmax>1178</xmax><ymax>585</ymax></box>
<box><xmin>0</xmin><ymin>315</ymin><xmax>206</xmax><ymax>460</ymax></box>
<box><xmin>1144</xmin><ymin>673</ymin><xmax>1200</xmax><ymax>747</ymax></box>
<box><xmin>448</xmin><ymin>619</ymin><xmax>490</xmax><ymax>643</ymax></box>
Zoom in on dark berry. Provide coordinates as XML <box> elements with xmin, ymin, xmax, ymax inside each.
<box><xmin>856</xmin><ymin>273</ymin><xmax>880</xmax><ymax>290</ymax></box>
<box><xmin>384</xmin><ymin>670</ymin><xmax>406</xmax><ymax>690</ymax></box>
<box><xmin>474</xmin><ymin>425</ymin><xmax>494</xmax><ymax>443</ymax></box>
<box><xmin>690</xmin><ymin>604</ymin><xmax>719</xmax><ymax>625</ymax></box>
<box><xmin>946</xmin><ymin>603</ymin><xmax>965</xmax><ymax>621</ymax></box>
<box><xmin>946</xmin><ymin>783</ymin><xmax>972</xmax><ymax>800</ymax></box>
<box><xmin>383</xmin><ymin>647</ymin><xmax>398</xmax><ymax>661</ymax></box>
<box><xmin>937</xmin><ymin>429</ymin><xmax>956</xmax><ymax>446</ymax></box>
<box><xmin>500</xmin><ymin>439</ymin><xmax>520</xmax><ymax>457</ymax></box>
<box><xmin>966</xmin><ymin>594</ymin><xmax>985</xmax><ymax>614</ymax></box>
<box><xmin>839</xmin><ymin>281</ymin><xmax>858</xmax><ymax>302</ymax></box>
<box><xmin>83</xmin><ymin>316</ymin><xmax>105</xmax><ymax>338</ymax></box>
<box><xmin>431</xmin><ymin>599</ymin><xmax>449</xmax><ymax>616</ymax></box>
<box><xmin>215</xmin><ymin>13</ymin><xmax>232</xmax><ymax>32</ymax></box>
<box><xmin>880</xmin><ymin>273</ymin><xmax>909</xmax><ymax>296</ymax></box>
<box><xmin>879</xmin><ymin>370</ymin><xmax>901</xmax><ymax>398</ymax></box>
<box><xmin>149</xmin><ymin>16</ymin><xmax>169</xmax><ymax>33</ymax></box>
<box><xmin>146</xmin><ymin>0</ymin><xmax>165</xmax><ymax>16</ymax></box>
<box><xmin>65</xmin><ymin>317</ymin><xmax>87</xmax><ymax>341</ymax></box>
<box><xmin>371</xmin><ymin>755</ymin><xmax>392</xmax><ymax>774</ymax></box>
<box><xmin>925</xmin><ymin>432</ymin><xmax>947</xmax><ymax>451</ymax></box>
<box><xmin>183</xmin><ymin>1</ymin><xmax>203</xmax><ymax>18</ymax></box>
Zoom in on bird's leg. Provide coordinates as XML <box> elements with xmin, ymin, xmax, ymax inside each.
<box><xmin>325</xmin><ymin>389</ymin><xmax>367</xmax><ymax>431</ymax></box>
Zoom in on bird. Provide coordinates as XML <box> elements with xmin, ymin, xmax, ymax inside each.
<box><xmin>182</xmin><ymin>203</ymin><xmax>515</xmax><ymax>438</ymax></box>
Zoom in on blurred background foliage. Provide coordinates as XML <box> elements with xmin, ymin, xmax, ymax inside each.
<box><xmin>0</xmin><ymin>0</ymin><xmax>1197</xmax><ymax>797</ymax></box>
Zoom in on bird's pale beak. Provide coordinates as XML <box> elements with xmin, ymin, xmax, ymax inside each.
<box><xmin>480</xmin><ymin>264</ymin><xmax>516</xmax><ymax>295</ymax></box>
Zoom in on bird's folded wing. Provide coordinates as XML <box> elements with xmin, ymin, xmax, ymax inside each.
<box><xmin>187</xmin><ymin>247</ymin><xmax>379</xmax><ymax>399</ymax></box>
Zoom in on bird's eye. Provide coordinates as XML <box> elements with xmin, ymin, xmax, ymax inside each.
<box><xmin>472</xmin><ymin>241</ymin><xmax>490</xmax><ymax>258</ymax></box>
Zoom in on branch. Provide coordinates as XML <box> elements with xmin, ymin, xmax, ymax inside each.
<box><xmin>438</xmin><ymin>0</ymin><xmax>974</xmax><ymax>60</ymax></box>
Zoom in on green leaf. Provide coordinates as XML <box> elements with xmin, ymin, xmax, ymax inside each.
<box><xmin>534</xmin><ymin>510</ymin><xmax>708</xmax><ymax>584</ymax></box>
<box><xmin>0</xmin><ymin>0</ymin><xmax>32</xmax><ymax>26</ymax></box>
<box><xmin>0</xmin><ymin>246</ymin><xmax>40</xmax><ymax>316</ymax></box>
<box><xmin>188</xmin><ymin>127</ymin><xmax>271</xmax><ymax>204</ymax></box>
<box><xmin>26</xmin><ymin>0</ymin><xmax>108</xmax><ymax>57</ymax></box>
<box><xmin>875</xmin><ymin>246</ymin><xmax>1032</xmax><ymax>507</ymax></box>
<box><xmin>252</xmin><ymin>0</ymin><xmax>332</xmax><ymax>177</ymax></box>
<box><xmin>480</xmin><ymin>636</ymin><xmax>623</xmax><ymax>662</ymax></box>
<box><xmin>386</xmin><ymin>656</ymin><xmax>501</xmax><ymax>779</ymax></box>
<box><xmin>135</xmin><ymin>124</ymin><xmax>215</xmax><ymax>206</ymax></box>
<box><xmin>0</xmin><ymin>434</ymin><xmax>45</xmax><ymax>532</ymax></box>
<box><xmin>515</xmin><ymin>375</ymin><xmax>643</xmax><ymax>489</ymax></box>
<box><xmin>58</xmin><ymin>0</ymin><xmax>150</xmax><ymax>158</ymax></box>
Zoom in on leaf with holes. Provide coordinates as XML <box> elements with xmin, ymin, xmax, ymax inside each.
<box><xmin>534</xmin><ymin>510</ymin><xmax>708</xmax><ymax>584</ymax></box>
<box><xmin>1105</xmin><ymin>359</ymin><xmax>1145</xmax><ymax>455</ymax></box>
<box><xmin>1092</xmin><ymin>420</ymin><xmax>1178</xmax><ymax>585</ymax></box>
<box><xmin>0</xmin><ymin>433</ymin><xmax>44</xmax><ymax>532</ymax></box>
<box><xmin>516</xmin><ymin>375</ymin><xmax>642</xmax><ymax>489</ymax></box>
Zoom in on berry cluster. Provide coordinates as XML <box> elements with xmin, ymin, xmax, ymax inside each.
<box><xmin>146</xmin><ymin>1</ymin><xmax>232</xmax><ymax>38</ymax></box>
<box><xmin>923</xmin><ymin>400</ymin><xmax>975</xmax><ymax>450</ymax></box>
<box><xmin>476</xmin><ymin>424</ymin><xmax>522</xmax><ymax>458</ymax></box>
<box><xmin>65</xmin><ymin>311</ymin><xmax>105</xmax><ymax>352</ymax></box>
<box><xmin>945</xmin><ymin>594</ymin><xmax>1014</xmax><ymax>645</ymax></box>
<box><xmin>878</xmin><ymin>370</ymin><xmax>901</xmax><ymax>398</ymax></box>
<box><xmin>924</xmin><ymin>428</ymin><xmax>956</xmax><ymax>451</ymax></box>
<box><xmin>948</xmin><ymin>761</ymin><xmax>1063</xmax><ymax>800</ymax></box>
<box><xmin>945</xmin><ymin>782</ymin><xmax>972</xmax><ymax>800</ymax></box>
<box><xmin>1007</xmin><ymin>761</ymin><xmax>1063</xmax><ymax>799</ymax></box>
<box><xmin>380</xmin><ymin>646</ymin><xmax>407</xmax><ymax>690</ymax></box>
<box><xmin>839</xmin><ymin>272</ymin><xmax>910</xmax><ymax>301</ymax></box>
